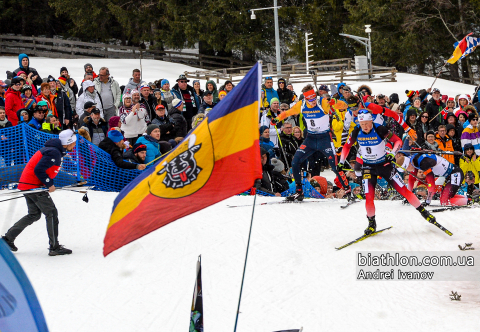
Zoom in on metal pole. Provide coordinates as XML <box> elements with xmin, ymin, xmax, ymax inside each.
<box><xmin>368</xmin><ymin>32</ymin><xmax>372</xmax><ymax>78</ymax></box>
<box><xmin>305</xmin><ymin>32</ymin><xmax>309</xmax><ymax>74</ymax></box>
<box><xmin>233</xmin><ymin>193</ymin><xmax>257</xmax><ymax>332</ymax></box>
<box><xmin>274</xmin><ymin>0</ymin><xmax>281</xmax><ymax>75</ymax></box>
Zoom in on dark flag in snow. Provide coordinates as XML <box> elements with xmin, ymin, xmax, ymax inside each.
<box><xmin>189</xmin><ymin>256</ymin><xmax>203</xmax><ymax>332</ymax></box>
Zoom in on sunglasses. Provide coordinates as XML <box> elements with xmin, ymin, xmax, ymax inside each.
<box><xmin>472</xmin><ymin>119</ymin><xmax>479</xmax><ymax>122</ymax></box>
<box><xmin>178</xmin><ymin>80</ymin><xmax>187</xmax><ymax>83</ymax></box>
<box><xmin>265</xmin><ymin>76</ymin><xmax>273</xmax><ymax>80</ymax></box>
<box><xmin>421</xmin><ymin>115</ymin><xmax>428</xmax><ymax>118</ymax></box>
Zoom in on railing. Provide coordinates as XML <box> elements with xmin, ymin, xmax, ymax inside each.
<box><xmin>0</xmin><ymin>34</ymin><xmax>254</xmax><ymax>69</ymax></box>
<box><xmin>184</xmin><ymin>58</ymin><xmax>397</xmax><ymax>84</ymax></box>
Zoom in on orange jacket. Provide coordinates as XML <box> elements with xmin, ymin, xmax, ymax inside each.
<box><xmin>36</xmin><ymin>92</ymin><xmax>57</xmax><ymax>117</ymax></box>
<box><xmin>435</xmin><ymin>133</ymin><xmax>455</xmax><ymax>163</ymax></box>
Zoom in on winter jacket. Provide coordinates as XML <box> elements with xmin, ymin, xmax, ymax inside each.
<box><xmin>83</xmin><ymin>116</ymin><xmax>108</xmax><ymax>146</ymax></box>
<box><xmin>460</xmin><ymin>154</ymin><xmax>480</xmax><ymax>184</ymax></box>
<box><xmin>167</xmin><ymin>107</ymin><xmax>187</xmax><ymax>138</ymax></box>
<box><xmin>124</xmin><ymin>78</ymin><xmax>146</xmax><ymax>95</ymax></box>
<box><xmin>140</xmin><ymin>95</ymin><xmax>156</xmax><ymax>122</ymax></box>
<box><xmin>36</xmin><ymin>92</ymin><xmax>57</xmax><ymax>117</ymax></box>
<box><xmin>435</xmin><ymin>133</ymin><xmax>455</xmax><ymax>164</ymax></box>
<box><xmin>151</xmin><ymin>115</ymin><xmax>175</xmax><ymax>141</ymax></box>
<box><xmin>76</xmin><ymin>84</ymin><xmax>104</xmax><ymax>118</ymax></box>
<box><xmin>415</xmin><ymin>121</ymin><xmax>434</xmax><ymax>147</ymax></box>
<box><xmin>52</xmin><ymin>88</ymin><xmax>72</xmax><ymax>124</ymax></box>
<box><xmin>28</xmin><ymin>117</ymin><xmax>44</xmax><ymax>130</ymax></box>
<box><xmin>59</xmin><ymin>81</ymin><xmax>76</xmax><ymax>114</ymax></box>
<box><xmin>123</xmin><ymin>148</ymin><xmax>144</xmax><ymax>164</ymax></box>
<box><xmin>259</xmin><ymin>137</ymin><xmax>276</xmax><ymax>159</ymax></box>
<box><xmin>94</xmin><ymin>77</ymin><xmax>122</xmax><ymax>110</ymax></box>
<box><xmin>276</xmin><ymin>78</ymin><xmax>294</xmax><ymax>105</ymax></box>
<box><xmin>98</xmin><ymin>137</ymin><xmax>138</xmax><ymax>170</ymax></box>
<box><xmin>135</xmin><ymin>135</ymin><xmax>169</xmax><ymax>164</ymax></box>
<box><xmin>461</xmin><ymin>124</ymin><xmax>480</xmax><ymax>155</ymax></box>
<box><xmin>277</xmin><ymin>131</ymin><xmax>299</xmax><ymax>167</ymax></box>
<box><xmin>262</xmin><ymin>85</ymin><xmax>280</xmax><ymax>104</ymax></box>
<box><xmin>205</xmin><ymin>80</ymin><xmax>219</xmax><ymax>103</ymax></box>
<box><xmin>160</xmin><ymin>89</ymin><xmax>175</xmax><ymax>110</ymax></box>
<box><xmin>426</xmin><ymin>98</ymin><xmax>446</xmax><ymax>129</ymax></box>
<box><xmin>0</xmin><ymin>118</ymin><xmax>13</xmax><ymax>128</ymax></box>
<box><xmin>198</xmin><ymin>100</ymin><xmax>216</xmax><ymax>114</ymax></box>
<box><xmin>171</xmin><ymin>83</ymin><xmax>201</xmax><ymax>120</ymax></box>
<box><xmin>13</xmin><ymin>54</ymin><xmax>42</xmax><ymax>86</ymax></box>
<box><xmin>18</xmin><ymin>138</ymin><xmax>65</xmax><ymax>189</ymax></box>
<box><xmin>4</xmin><ymin>88</ymin><xmax>23</xmax><ymax>125</ymax></box>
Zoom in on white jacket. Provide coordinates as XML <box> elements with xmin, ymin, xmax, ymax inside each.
<box><xmin>76</xmin><ymin>81</ymin><xmax>104</xmax><ymax>118</ymax></box>
<box><xmin>120</xmin><ymin>105</ymin><xmax>148</xmax><ymax>138</ymax></box>
<box><xmin>94</xmin><ymin>77</ymin><xmax>122</xmax><ymax>110</ymax></box>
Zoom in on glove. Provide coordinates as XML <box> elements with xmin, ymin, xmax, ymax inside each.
<box><xmin>385</xmin><ymin>153</ymin><xmax>395</xmax><ymax>163</ymax></box>
<box><xmin>337</xmin><ymin>162</ymin><xmax>345</xmax><ymax>172</ymax></box>
<box><xmin>406</xmin><ymin>128</ymin><xmax>418</xmax><ymax>141</ymax></box>
<box><xmin>270</xmin><ymin>117</ymin><xmax>279</xmax><ymax>126</ymax></box>
<box><xmin>336</xmin><ymin>146</ymin><xmax>343</xmax><ymax>154</ymax></box>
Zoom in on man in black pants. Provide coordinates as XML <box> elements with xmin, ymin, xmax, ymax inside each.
<box><xmin>1</xmin><ymin>129</ymin><xmax>77</xmax><ymax>256</ymax></box>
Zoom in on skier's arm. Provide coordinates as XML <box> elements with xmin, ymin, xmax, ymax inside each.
<box><xmin>407</xmin><ymin>169</ymin><xmax>417</xmax><ymax>191</ymax></box>
<box><xmin>340</xmin><ymin>111</ymin><xmax>353</xmax><ymax>146</ymax></box>
<box><xmin>276</xmin><ymin>102</ymin><xmax>301</xmax><ymax>121</ymax></box>
<box><xmin>340</xmin><ymin>126</ymin><xmax>359</xmax><ymax>163</ymax></box>
<box><xmin>378</xmin><ymin>126</ymin><xmax>402</xmax><ymax>155</ymax></box>
<box><xmin>366</xmin><ymin>102</ymin><xmax>417</xmax><ymax>139</ymax></box>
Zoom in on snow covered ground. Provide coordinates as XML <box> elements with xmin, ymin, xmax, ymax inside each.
<box><xmin>1</xmin><ymin>190</ymin><xmax>480</xmax><ymax>332</ymax></box>
<box><xmin>0</xmin><ymin>56</ymin><xmax>476</xmax><ymax>103</ymax></box>
<box><xmin>2</xmin><ymin>57</ymin><xmax>480</xmax><ymax>331</ymax></box>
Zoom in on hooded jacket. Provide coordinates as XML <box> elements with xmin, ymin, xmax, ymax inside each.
<box><xmin>36</xmin><ymin>92</ymin><xmax>57</xmax><ymax>118</ymax></box>
<box><xmin>124</xmin><ymin>78</ymin><xmax>146</xmax><ymax>95</ymax></box>
<box><xmin>4</xmin><ymin>87</ymin><xmax>23</xmax><ymax>125</ymax></box>
<box><xmin>205</xmin><ymin>80</ymin><xmax>219</xmax><ymax>103</ymax></box>
<box><xmin>151</xmin><ymin>114</ymin><xmax>176</xmax><ymax>141</ymax></box>
<box><xmin>76</xmin><ymin>81</ymin><xmax>104</xmax><ymax>118</ymax></box>
<box><xmin>136</xmin><ymin>135</ymin><xmax>172</xmax><ymax>164</ymax></box>
<box><xmin>167</xmin><ymin>106</ymin><xmax>187</xmax><ymax>138</ymax></box>
<box><xmin>461</xmin><ymin>124</ymin><xmax>480</xmax><ymax>155</ymax></box>
<box><xmin>435</xmin><ymin>133</ymin><xmax>455</xmax><ymax>163</ymax></box>
<box><xmin>18</xmin><ymin>138</ymin><xmax>65</xmax><ymax>189</ymax></box>
<box><xmin>276</xmin><ymin>78</ymin><xmax>294</xmax><ymax>105</ymax></box>
<box><xmin>13</xmin><ymin>54</ymin><xmax>42</xmax><ymax>86</ymax></box>
<box><xmin>98</xmin><ymin>137</ymin><xmax>138</xmax><ymax>170</ymax></box>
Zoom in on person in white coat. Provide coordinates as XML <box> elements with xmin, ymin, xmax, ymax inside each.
<box><xmin>118</xmin><ymin>93</ymin><xmax>148</xmax><ymax>145</ymax></box>
<box><xmin>76</xmin><ymin>80</ymin><xmax>103</xmax><ymax>119</ymax></box>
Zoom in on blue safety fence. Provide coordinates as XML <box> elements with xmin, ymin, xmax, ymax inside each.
<box><xmin>0</xmin><ymin>124</ymin><xmax>140</xmax><ymax>192</ymax></box>
<box><xmin>0</xmin><ymin>124</ymin><xmax>325</xmax><ymax>198</ymax></box>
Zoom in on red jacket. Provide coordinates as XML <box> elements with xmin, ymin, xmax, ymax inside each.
<box><xmin>18</xmin><ymin>139</ymin><xmax>65</xmax><ymax>190</ymax></box>
<box><xmin>4</xmin><ymin>87</ymin><xmax>22</xmax><ymax>125</ymax></box>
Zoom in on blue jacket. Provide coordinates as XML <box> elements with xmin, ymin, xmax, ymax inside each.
<box><xmin>136</xmin><ymin>135</ymin><xmax>161</xmax><ymax>164</ymax></box>
<box><xmin>264</xmin><ymin>87</ymin><xmax>279</xmax><ymax>104</ymax></box>
<box><xmin>28</xmin><ymin>117</ymin><xmax>43</xmax><ymax>130</ymax></box>
<box><xmin>260</xmin><ymin>136</ymin><xmax>276</xmax><ymax>159</ymax></box>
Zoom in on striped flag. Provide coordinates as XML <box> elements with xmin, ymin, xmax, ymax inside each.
<box><xmin>447</xmin><ymin>33</ymin><xmax>480</xmax><ymax>64</ymax></box>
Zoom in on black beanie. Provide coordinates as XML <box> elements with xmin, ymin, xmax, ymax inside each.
<box><xmin>60</xmin><ymin>67</ymin><xmax>68</xmax><ymax>74</ymax></box>
<box><xmin>468</xmin><ymin>113</ymin><xmax>478</xmax><ymax>122</ymax></box>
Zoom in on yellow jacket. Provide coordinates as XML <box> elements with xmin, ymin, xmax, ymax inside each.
<box><xmin>460</xmin><ymin>156</ymin><xmax>480</xmax><ymax>184</ymax></box>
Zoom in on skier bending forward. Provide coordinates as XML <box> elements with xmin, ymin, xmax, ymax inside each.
<box><xmin>338</xmin><ymin>110</ymin><xmax>437</xmax><ymax>235</ymax></box>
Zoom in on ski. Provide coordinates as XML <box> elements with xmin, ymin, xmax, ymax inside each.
<box><xmin>428</xmin><ymin>220</ymin><xmax>453</xmax><ymax>236</ymax></box>
<box><xmin>341</xmin><ymin>199</ymin><xmax>359</xmax><ymax>209</ymax></box>
<box><xmin>428</xmin><ymin>205</ymin><xmax>472</xmax><ymax>213</ymax></box>
<box><xmin>335</xmin><ymin>227</ymin><xmax>393</xmax><ymax>250</ymax></box>
<box><xmin>227</xmin><ymin>199</ymin><xmax>325</xmax><ymax>208</ymax></box>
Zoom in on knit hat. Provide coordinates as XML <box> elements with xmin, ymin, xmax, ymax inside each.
<box><xmin>405</xmin><ymin>90</ymin><xmax>416</xmax><ymax>98</ymax></box>
<box><xmin>11</xmin><ymin>77</ymin><xmax>24</xmax><ymax>86</ymax></box>
<box><xmin>108</xmin><ymin>129</ymin><xmax>124</xmax><ymax>143</ymax></box>
<box><xmin>193</xmin><ymin>79</ymin><xmax>200</xmax><ymax>84</ymax></box>
<box><xmin>172</xmin><ymin>98</ymin><xmax>183</xmax><ymax>108</ymax></box>
<box><xmin>21</xmin><ymin>84</ymin><xmax>32</xmax><ymax>92</ymax></box>
<box><xmin>146</xmin><ymin>124</ymin><xmax>160</xmax><ymax>135</ymax></box>
<box><xmin>20</xmin><ymin>109</ymin><xmax>29</xmax><ymax>116</ymax></box>
<box><xmin>59</xmin><ymin>129</ymin><xmax>77</xmax><ymax>145</ymax></box>
<box><xmin>446</xmin><ymin>124</ymin><xmax>455</xmax><ymax>133</ymax></box>
<box><xmin>16</xmin><ymin>71</ymin><xmax>26</xmax><ymax>76</ymax></box>
<box><xmin>259</xmin><ymin>125</ymin><xmax>269</xmax><ymax>135</ymax></box>
<box><xmin>218</xmin><ymin>90</ymin><xmax>227</xmax><ymax>98</ymax></box>
<box><xmin>133</xmin><ymin>143</ymin><xmax>147</xmax><ymax>154</ymax></box>
<box><xmin>311</xmin><ymin>176</ymin><xmax>328</xmax><ymax>195</ymax></box>
<box><xmin>447</xmin><ymin>97</ymin><xmax>455</xmax><ymax>102</ymax></box>
<box><xmin>60</xmin><ymin>67</ymin><xmax>68</xmax><ymax>74</ymax></box>
<box><xmin>161</xmin><ymin>79</ymin><xmax>169</xmax><ymax>87</ymax></box>
<box><xmin>318</xmin><ymin>84</ymin><xmax>330</xmax><ymax>92</ymax></box>
<box><xmin>389</xmin><ymin>93</ymin><xmax>399</xmax><ymax>104</ymax></box>
<box><xmin>108</xmin><ymin>116</ymin><xmax>120</xmax><ymax>129</ymax></box>
<box><xmin>468</xmin><ymin>113</ymin><xmax>478</xmax><ymax>122</ymax></box>
<box><xmin>0</xmin><ymin>80</ymin><xmax>7</xmax><ymax>88</ymax></box>
<box><xmin>270</xmin><ymin>97</ymin><xmax>280</xmax><ymax>104</ymax></box>
<box><xmin>140</xmin><ymin>83</ymin><xmax>150</xmax><ymax>91</ymax></box>
<box><xmin>84</xmin><ymin>63</ymin><xmax>93</xmax><ymax>71</ymax></box>
<box><xmin>47</xmin><ymin>75</ymin><xmax>56</xmax><ymax>82</ymax></box>
<box><xmin>37</xmin><ymin>100</ymin><xmax>48</xmax><ymax>107</ymax></box>
<box><xmin>131</xmin><ymin>89</ymin><xmax>140</xmax><ymax>96</ymax></box>
<box><xmin>464</xmin><ymin>143</ymin><xmax>474</xmax><ymax>150</ymax></box>
<box><xmin>271</xmin><ymin>158</ymin><xmax>284</xmax><ymax>173</ymax></box>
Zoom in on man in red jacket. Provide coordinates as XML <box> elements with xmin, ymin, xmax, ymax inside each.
<box><xmin>4</xmin><ymin>77</ymin><xmax>25</xmax><ymax>126</ymax></box>
<box><xmin>1</xmin><ymin>129</ymin><xmax>77</xmax><ymax>256</ymax></box>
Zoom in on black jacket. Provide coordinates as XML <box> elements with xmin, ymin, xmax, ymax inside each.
<box><xmin>140</xmin><ymin>95</ymin><xmax>156</xmax><ymax>122</ymax></box>
<box><xmin>13</xmin><ymin>67</ymin><xmax>42</xmax><ymax>86</ymax></box>
<box><xmin>425</xmin><ymin>98</ymin><xmax>446</xmax><ymax>129</ymax></box>
<box><xmin>83</xmin><ymin>116</ymin><xmax>108</xmax><ymax>141</ymax></box>
<box><xmin>123</xmin><ymin>149</ymin><xmax>144</xmax><ymax>164</ymax></box>
<box><xmin>277</xmin><ymin>132</ymin><xmax>299</xmax><ymax>167</ymax></box>
<box><xmin>167</xmin><ymin>107</ymin><xmax>187</xmax><ymax>138</ymax></box>
<box><xmin>98</xmin><ymin>137</ymin><xmax>138</xmax><ymax>170</ymax></box>
<box><xmin>151</xmin><ymin>115</ymin><xmax>175</xmax><ymax>141</ymax></box>
<box><xmin>54</xmin><ymin>88</ymin><xmax>72</xmax><ymax>123</ymax></box>
<box><xmin>277</xmin><ymin>78</ymin><xmax>294</xmax><ymax>105</ymax></box>
<box><xmin>198</xmin><ymin>100</ymin><xmax>216</xmax><ymax>114</ymax></box>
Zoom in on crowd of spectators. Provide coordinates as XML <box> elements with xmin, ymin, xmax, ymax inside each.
<box><xmin>1</xmin><ymin>53</ymin><xmax>479</xmax><ymax>200</ymax></box>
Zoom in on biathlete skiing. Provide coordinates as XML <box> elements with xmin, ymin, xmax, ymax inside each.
<box><xmin>271</xmin><ymin>84</ymin><xmax>351</xmax><ymax>202</ymax></box>
<box><xmin>338</xmin><ymin>110</ymin><xmax>448</xmax><ymax>236</ymax></box>
<box><xmin>1</xmin><ymin>129</ymin><xmax>77</xmax><ymax>256</ymax></box>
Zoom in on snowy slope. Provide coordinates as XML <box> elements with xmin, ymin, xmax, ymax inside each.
<box><xmin>0</xmin><ymin>56</ymin><xmax>476</xmax><ymax>103</ymax></box>
<box><xmin>1</xmin><ymin>190</ymin><xmax>479</xmax><ymax>332</ymax></box>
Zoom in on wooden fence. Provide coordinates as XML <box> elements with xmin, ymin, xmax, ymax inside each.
<box><xmin>0</xmin><ymin>34</ymin><xmax>254</xmax><ymax>69</ymax></box>
<box><xmin>184</xmin><ymin>59</ymin><xmax>397</xmax><ymax>84</ymax></box>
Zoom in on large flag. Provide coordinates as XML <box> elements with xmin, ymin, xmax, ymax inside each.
<box><xmin>189</xmin><ymin>256</ymin><xmax>203</xmax><ymax>332</ymax></box>
<box><xmin>0</xmin><ymin>240</ymin><xmax>49</xmax><ymax>332</ymax></box>
<box><xmin>103</xmin><ymin>63</ymin><xmax>263</xmax><ymax>256</ymax></box>
<box><xmin>447</xmin><ymin>33</ymin><xmax>480</xmax><ymax>64</ymax></box>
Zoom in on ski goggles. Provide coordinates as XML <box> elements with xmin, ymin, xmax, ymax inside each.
<box><xmin>358</xmin><ymin>109</ymin><xmax>373</xmax><ymax>122</ymax></box>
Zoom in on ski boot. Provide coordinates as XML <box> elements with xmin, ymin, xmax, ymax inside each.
<box><xmin>365</xmin><ymin>216</ymin><xmax>376</xmax><ymax>235</ymax></box>
<box><xmin>1</xmin><ymin>236</ymin><xmax>18</xmax><ymax>252</ymax></box>
<box><xmin>417</xmin><ymin>206</ymin><xmax>436</xmax><ymax>223</ymax></box>
<box><xmin>286</xmin><ymin>188</ymin><xmax>304</xmax><ymax>202</ymax></box>
<box><xmin>48</xmin><ymin>245</ymin><xmax>73</xmax><ymax>256</ymax></box>
<box><xmin>468</xmin><ymin>195</ymin><xmax>480</xmax><ymax>205</ymax></box>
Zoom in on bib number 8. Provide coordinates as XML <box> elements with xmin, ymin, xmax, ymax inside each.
<box><xmin>310</xmin><ymin>120</ymin><xmax>316</xmax><ymax>126</ymax></box>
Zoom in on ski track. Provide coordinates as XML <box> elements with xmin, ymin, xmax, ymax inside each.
<box><xmin>2</xmin><ymin>189</ymin><xmax>479</xmax><ymax>331</ymax></box>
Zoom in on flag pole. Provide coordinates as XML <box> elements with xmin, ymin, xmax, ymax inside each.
<box><xmin>233</xmin><ymin>193</ymin><xmax>257</xmax><ymax>332</ymax></box>
<box><xmin>429</xmin><ymin>60</ymin><xmax>448</xmax><ymax>90</ymax></box>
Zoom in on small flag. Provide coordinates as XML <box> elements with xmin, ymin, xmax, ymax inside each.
<box><xmin>189</xmin><ymin>256</ymin><xmax>203</xmax><ymax>332</ymax></box>
<box><xmin>103</xmin><ymin>63</ymin><xmax>263</xmax><ymax>256</ymax></box>
<box><xmin>0</xmin><ymin>240</ymin><xmax>49</xmax><ymax>332</ymax></box>
<box><xmin>447</xmin><ymin>33</ymin><xmax>480</xmax><ymax>64</ymax></box>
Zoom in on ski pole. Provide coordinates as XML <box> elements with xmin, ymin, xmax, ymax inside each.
<box><xmin>275</xmin><ymin>127</ymin><xmax>291</xmax><ymax>172</ymax></box>
<box><xmin>16</xmin><ymin>182</ymin><xmax>90</xmax><ymax>202</ymax></box>
<box><xmin>392</xmin><ymin>161</ymin><xmax>431</xmax><ymax>187</ymax></box>
<box><xmin>0</xmin><ymin>195</ymin><xmax>30</xmax><ymax>204</ymax></box>
<box><xmin>429</xmin><ymin>60</ymin><xmax>448</xmax><ymax>90</ymax></box>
